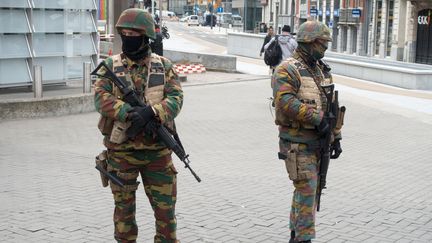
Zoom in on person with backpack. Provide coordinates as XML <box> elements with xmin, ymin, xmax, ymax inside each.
<box><xmin>264</xmin><ymin>25</ymin><xmax>298</xmax><ymax>68</ymax></box>
<box><xmin>260</xmin><ymin>26</ymin><xmax>274</xmax><ymax>57</ymax></box>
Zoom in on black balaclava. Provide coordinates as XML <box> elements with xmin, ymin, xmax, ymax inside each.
<box><xmin>297</xmin><ymin>40</ymin><xmax>328</xmax><ymax>65</ymax></box>
<box><xmin>120</xmin><ymin>34</ymin><xmax>150</xmax><ymax>61</ymax></box>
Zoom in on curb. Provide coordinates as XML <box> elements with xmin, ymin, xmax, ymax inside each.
<box><xmin>0</xmin><ymin>93</ymin><xmax>94</xmax><ymax>121</ymax></box>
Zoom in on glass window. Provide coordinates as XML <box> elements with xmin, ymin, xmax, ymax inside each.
<box><xmin>66</xmin><ymin>11</ymin><xmax>97</xmax><ymax>33</ymax></box>
<box><xmin>33</xmin><ymin>10</ymin><xmax>96</xmax><ymax>33</ymax></box>
<box><xmin>65</xmin><ymin>56</ymin><xmax>93</xmax><ymax>79</ymax></box>
<box><xmin>0</xmin><ymin>34</ymin><xmax>31</xmax><ymax>58</ymax></box>
<box><xmin>33</xmin><ymin>34</ymin><xmax>66</xmax><ymax>57</ymax></box>
<box><xmin>33</xmin><ymin>10</ymin><xmax>66</xmax><ymax>33</ymax></box>
<box><xmin>0</xmin><ymin>9</ymin><xmax>30</xmax><ymax>34</ymax></box>
<box><xmin>70</xmin><ymin>34</ymin><xmax>96</xmax><ymax>56</ymax></box>
<box><xmin>33</xmin><ymin>0</ymin><xmax>96</xmax><ymax>10</ymax></box>
<box><xmin>0</xmin><ymin>0</ymin><xmax>29</xmax><ymax>8</ymax></box>
<box><xmin>0</xmin><ymin>59</ymin><xmax>31</xmax><ymax>85</ymax></box>
<box><xmin>33</xmin><ymin>57</ymin><xmax>64</xmax><ymax>81</ymax></box>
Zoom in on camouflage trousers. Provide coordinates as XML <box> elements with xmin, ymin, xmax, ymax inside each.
<box><xmin>279</xmin><ymin>140</ymin><xmax>318</xmax><ymax>242</ymax></box>
<box><xmin>107</xmin><ymin>148</ymin><xmax>178</xmax><ymax>243</ymax></box>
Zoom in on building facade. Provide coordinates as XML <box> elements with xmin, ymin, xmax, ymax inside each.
<box><xmin>0</xmin><ymin>0</ymin><xmax>98</xmax><ymax>88</ymax></box>
<box><xmin>261</xmin><ymin>0</ymin><xmax>432</xmax><ymax>65</ymax></box>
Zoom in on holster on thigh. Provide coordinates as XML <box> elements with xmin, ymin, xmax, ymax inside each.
<box><xmin>280</xmin><ymin>143</ymin><xmax>315</xmax><ymax>181</ymax></box>
<box><xmin>107</xmin><ymin>164</ymin><xmax>140</xmax><ymax>192</ymax></box>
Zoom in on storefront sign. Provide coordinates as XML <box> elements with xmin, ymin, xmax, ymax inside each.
<box><xmin>310</xmin><ymin>8</ymin><xmax>318</xmax><ymax>17</ymax></box>
<box><xmin>352</xmin><ymin>9</ymin><xmax>361</xmax><ymax>18</ymax></box>
<box><xmin>418</xmin><ymin>15</ymin><xmax>430</xmax><ymax>25</ymax></box>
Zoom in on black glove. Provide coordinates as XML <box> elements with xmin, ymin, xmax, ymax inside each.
<box><xmin>330</xmin><ymin>139</ymin><xmax>342</xmax><ymax>159</ymax></box>
<box><xmin>126</xmin><ymin>106</ymin><xmax>155</xmax><ymax>138</ymax></box>
<box><xmin>133</xmin><ymin>106</ymin><xmax>155</xmax><ymax>124</ymax></box>
<box><xmin>317</xmin><ymin>118</ymin><xmax>329</xmax><ymax>137</ymax></box>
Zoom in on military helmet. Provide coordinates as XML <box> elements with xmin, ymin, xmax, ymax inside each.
<box><xmin>116</xmin><ymin>8</ymin><xmax>156</xmax><ymax>39</ymax></box>
<box><xmin>296</xmin><ymin>20</ymin><xmax>332</xmax><ymax>43</ymax></box>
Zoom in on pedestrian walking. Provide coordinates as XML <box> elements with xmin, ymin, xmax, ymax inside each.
<box><xmin>151</xmin><ymin>22</ymin><xmax>164</xmax><ymax>56</ymax></box>
<box><xmin>260</xmin><ymin>26</ymin><xmax>274</xmax><ymax>57</ymax></box>
<box><xmin>271</xmin><ymin>20</ymin><xmax>344</xmax><ymax>243</ymax></box>
<box><xmin>264</xmin><ymin>25</ymin><xmax>297</xmax><ymax>61</ymax></box>
<box><xmin>94</xmin><ymin>8</ymin><xmax>183</xmax><ymax>243</ymax></box>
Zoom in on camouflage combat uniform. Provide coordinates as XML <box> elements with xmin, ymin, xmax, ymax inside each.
<box><xmin>272</xmin><ymin>20</ymin><xmax>340</xmax><ymax>242</ymax></box>
<box><xmin>94</xmin><ymin>8</ymin><xmax>183</xmax><ymax>243</ymax></box>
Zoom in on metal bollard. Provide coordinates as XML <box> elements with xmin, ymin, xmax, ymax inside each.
<box><xmin>83</xmin><ymin>62</ymin><xmax>92</xmax><ymax>93</ymax></box>
<box><xmin>33</xmin><ymin>65</ymin><xmax>43</xmax><ymax>98</ymax></box>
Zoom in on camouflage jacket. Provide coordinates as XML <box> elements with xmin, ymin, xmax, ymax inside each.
<box><xmin>94</xmin><ymin>53</ymin><xmax>183</xmax><ymax>151</ymax></box>
<box><xmin>272</xmin><ymin>50</ymin><xmax>330</xmax><ymax>146</ymax></box>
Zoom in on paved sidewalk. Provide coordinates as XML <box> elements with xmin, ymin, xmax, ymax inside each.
<box><xmin>1</xmin><ymin>76</ymin><xmax>432</xmax><ymax>242</ymax></box>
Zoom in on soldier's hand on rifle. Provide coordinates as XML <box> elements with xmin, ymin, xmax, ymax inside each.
<box><xmin>126</xmin><ymin>106</ymin><xmax>155</xmax><ymax>138</ymax></box>
<box><xmin>317</xmin><ymin>118</ymin><xmax>329</xmax><ymax>137</ymax></box>
<box><xmin>330</xmin><ymin>139</ymin><xmax>342</xmax><ymax>159</ymax></box>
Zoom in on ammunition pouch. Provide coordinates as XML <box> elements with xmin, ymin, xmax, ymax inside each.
<box><xmin>98</xmin><ymin>116</ymin><xmax>114</xmax><ymax>136</ymax></box>
<box><xmin>109</xmin><ymin>120</ymin><xmax>131</xmax><ymax>144</ymax></box>
<box><xmin>95</xmin><ymin>150</ymin><xmax>109</xmax><ymax>187</ymax></box>
<box><xmin>107</xmin><ymin>164</ymin><xmax>140</xmax><ymax>192</ymax></box>
<box><xmin>279</xmin><ymin>142</ymin><xmax>316</xmax><ymax>181</ymax></box>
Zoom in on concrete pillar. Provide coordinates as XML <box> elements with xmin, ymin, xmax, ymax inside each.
<box><xmin>322</xmin><ymin>0</ymin><xmax>326</xmax><ymax>25</ymax></box>
<box><xmin>107</xmin><ymin>0</ymin><xmax>114</xmax><ymax>35</ymax></box>
<box><xmin>403</xmin><ymin>1</ymin><xmax>416</xmax><ymax>63</ymax></box>
<box><xmin>378</xmin><ymin>0</ymin><xmax>388</xmax><ymax>58</ymax></box>
<box><xmin>337</xmin><ymin>25</ymin><xmax>345</xmax><ymax>52</ymax></box>
<box><xmin>357</xmin><ymin>23</ymin><xmax>365</xmax><ymax>55</ymax></box>
<box><xmin>113</xmin><ymin>1</ymin><xmax>131</xmax><ymax>55</ymax></box>
<box><xmin>346</xmin><ymin>26</ymin><xmax>353</xmax><ymax>54</ymax></box>
<box><xmin>368</xmin><ymin>0</ymin><xmax>377</xmax><ymax>56</ymax></box>
<box><xmin>330</xmin><ymin>0</ymin><xmax>335</xmax><ymax>50</ymax></box>
<box><xmin>390</xmin><ymin>0</ymin><xmax>406</xmax><ymax>61</ymax></box>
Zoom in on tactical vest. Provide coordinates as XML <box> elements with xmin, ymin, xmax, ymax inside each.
<box><xmin>98</xmin><ymin>53</ymin><xmax>167</xmax><ymax>139</ymax></box>
<box><xmin>111</xmin><ymin>53</ymin><xmax>165</xmax><ymax>105</ymax></box>
<box><xmin>275</xmin><ymin>58</ymin><xmax>332</xmax><ymax>129</ymax></box>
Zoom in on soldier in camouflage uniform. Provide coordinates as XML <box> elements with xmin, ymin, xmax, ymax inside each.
<box><xmin>94</xmin><ymin>8</ymin><xmax>183</xmax><ymax>243</ymax></box>
<box><xmin>271</xmin><ymin>20</ymin><xmax>343</xmax><ymax>243</ymax></box>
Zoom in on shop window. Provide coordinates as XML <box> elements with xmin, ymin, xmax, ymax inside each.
<box><xmin>0</xmin><ymin>34</ymin><xmax>31</xmax><ymax>58</ymax></box>
<box><xmin>0</xmin><ymin>9</ymin><xmax>30</xmax><ymax>34</ymax></box>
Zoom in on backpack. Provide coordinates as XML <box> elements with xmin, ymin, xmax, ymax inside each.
<box><xmin>264</xmin><ymin>36</ymin><xmax>282</xmax><ymax>66</ymax></box>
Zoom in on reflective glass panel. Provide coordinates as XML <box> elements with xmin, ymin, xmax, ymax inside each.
<box><xmin>33</xmin><ymin>10</ymin><xmax>96</xmax><ymax>33</ymax></box>
<box><xmin>65</xmin><ymin>56</ymin><xmax>93</xmax><ymax>79</ymax></box>
<box><xmin>0</xmin><ymin>34</ymin><xmax>31</xmax><ymax>58</ymax></box>
<box><xmin>33</xmin><ymin>57</ymin><xmax>64</xmax><ymax>81</ymax></box>
<box><xmin>0</xmin><ymin>0</ymin><xmax>29</xmax><ymax>8</ymax></box>
<box><xmin>33</xmin><ymin>0</ymin><xmax>96</xmax><ymax>10</ymax></box>
<box><xmin>0</xmin><ymin>9</ymin><xmax>30</xmax><ymax>34</ymax></box>
<box><xmin>0</xmin><ymin>59</ymin><xmax>31</xmax><ymax>85</ymax></box>
<box><xmin>33</xmin><ymin>34</ymin><xmax>66</xmax><ymax>57</ymax></box>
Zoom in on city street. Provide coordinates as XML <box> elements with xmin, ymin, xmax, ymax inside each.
<box><xmin>2</xmin><ymin>19</ymin><xmax>432</xmax><ymax>243</ymax></box>
<box><xmin>1</xmin><ymin>73</ymin><xmax>432</xmax><ymax>242</ymax></box>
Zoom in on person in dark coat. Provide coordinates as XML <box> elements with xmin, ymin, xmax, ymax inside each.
<box><xmin>260</xmin><ymin>26</ymin><xmax>274</xmax><ymax>57</ymax></box>
<box><xmin>150</xmin><ymin>23</ymin><xmax>164</xmax><ymax>56</ymax></box>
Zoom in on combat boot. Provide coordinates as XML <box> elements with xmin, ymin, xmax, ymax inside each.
<box><xmin>289</xmin><ymin>230</ymin><xmax>295</xmax><ymax>243</ymax></box>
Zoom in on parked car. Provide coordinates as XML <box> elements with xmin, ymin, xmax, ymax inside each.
<box><xmin>232</xmin><ymin>15</ymin><xmax>243</xmax><ymax>26</ymax></box>
<box><xmin>187</xmin><ymin>15</ymin><xmax>199</xmax><ymax>26</ymax></box>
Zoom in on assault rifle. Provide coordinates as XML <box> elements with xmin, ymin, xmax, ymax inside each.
<box><xmin>316</xmin><ymin>84</ymin><xmax>346</xmax><ymax>211</ymax></box>
<box><xmin>91</xmin><ymin>61</ymin><xmax>201</xmax><ymax>183</ymax></box>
